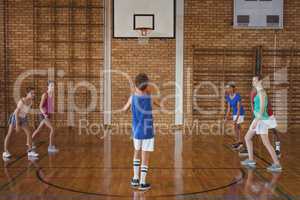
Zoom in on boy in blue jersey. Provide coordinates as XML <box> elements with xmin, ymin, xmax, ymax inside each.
<box><xmin>224</xmin><ymin>82</ymin><xmax>245</xmax><ymax>150</ymax></box>
<box><xmin>122</xmin><ymin>73</ymin><xmax>160</xmax><ymax>191</ymax></box>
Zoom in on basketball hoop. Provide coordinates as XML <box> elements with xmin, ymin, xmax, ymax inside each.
<box><xmin>135</xmin><ymin>27</ymin><xmax>152</xmax><ymax>44</ymax></box>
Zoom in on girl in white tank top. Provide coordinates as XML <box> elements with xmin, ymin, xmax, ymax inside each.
<box><xmin>3</xmin><ymin>88</ymin><xmax>39</xmax><ymax>160</ymax></box>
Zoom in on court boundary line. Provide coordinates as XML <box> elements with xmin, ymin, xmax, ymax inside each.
<box><xmin>1</xmin><ymin>136</ymin><xmax>292</xmax><ymax>199</ymax></box>
<box><xmin>0</xmin><ymin>153</ymin><xmax>48</xmax><ymax>192</ymax></box>
<box><xmin>35</xmin><ymin>167</ymin><xmax>245</xmax><ymax>198</ymax></box>
<box><xmin>0</xmin><ymin>142</ymin><xmax>46</xmax><ymax>191</ymax></box>
<box><xmin>34</xmin><ymin>139</ymin><xmax>247</xmax><ymax>198</ymax></box>
<box><xmin>224</xmin><ymin>135</ymin><xmax>294</xmax><ymax>200</ymax></box>
<box><xmin>0</xmin><ymin>166</ymin><xmax>265</xmax><ymax>169</ymax></box>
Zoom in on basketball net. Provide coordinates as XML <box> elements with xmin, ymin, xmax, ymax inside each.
<box><xmin>136</xmin><ymin>28</ymin><xmax>152</xmax><ymax>45</ymax></box>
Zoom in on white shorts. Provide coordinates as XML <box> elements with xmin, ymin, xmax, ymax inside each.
<box><xmin>249</xmin><ymin>119</ymin><xmax>273</xmax><ymax>135</ymax></box>
<box><xmin>233</xmin><ymin>115</ymin><xmax>244</xmax><ymax>124</ymax></box>
<box><xmin>268</xmin><ymin>115</ymin><xmax>278</xmax><ymax>129</ymax></box>
<box><xmin>133</xmin><ymin>138</ymin><xmax>154</xmax><ymax>152</ymax></box>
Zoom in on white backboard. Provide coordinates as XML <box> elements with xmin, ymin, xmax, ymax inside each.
<box><xmin>113</xmin><ymin>0</ymin><xmax>175</xmax><ymax>38</ymax></box>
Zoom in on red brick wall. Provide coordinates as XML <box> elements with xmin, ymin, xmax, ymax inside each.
<box><xmin>5</xmin><ymin>0</ymin><xmax>34</xmax><ymax>124</ymax></box>
<box><xmin>0</xmin><ymin>0</ymin><xmax>5</xmax><ymax>129</ymax></box>
<box><xmin>1</xmin><ymin>0</ymin><xmax>300</xmax><ymax>130</ymax></box>
<box><xmin>1</xmin><ymin>0</ymin><xmax>104</xmax><ymax>130</ymax></box>
<box><xmin>111</xmin><ymin>39</ymin><xmax>176</xmax><ymax>126</ymax></box>
<box><xmin>184</xmin><ymin>0</ymin><xmax>300</xmax><ymax>124</ymax></box>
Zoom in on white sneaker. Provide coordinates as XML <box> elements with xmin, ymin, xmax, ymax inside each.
<box><xmin>2</xmin><ymin>151</ymin><xmax>12</xmax><ymax>159</ymax></box>
<box><xmin>267</xmin><ymin>164</ymin><xmax>282</xmax><ymax>172</ymax></box>
<box><xmin>3</xmin><ymin>157</ymin><xmax>11</xmax><ymax>162</ymax></box>
<box><xmin>48</xmin><ymin>145</ymin><xmax>59</xmax><ymax>153</ymax></box>
<box><xmin>28</xmin><ymin>156</ymin><xmax>39</xmax><ymax>161</ymax></box>
<box><xmin>28</xmin><ymin>151</ymin><xmax>39</xmax><ymax>157</ymax></box>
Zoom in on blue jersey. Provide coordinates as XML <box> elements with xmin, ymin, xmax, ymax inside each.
<box><xmin>225</xmin><ymin>93</ymin><xmax>245</xmax><ymax>116</ymax></box>
<box><xmin>131</xmin><ymin>94</ymin><xmax>154</xmax><ymax>140</ymax></box>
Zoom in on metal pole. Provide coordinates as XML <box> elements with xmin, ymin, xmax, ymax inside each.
<box><xmin>3</xmin><ymin>0</ymin><xmax>9</xmax><ymax>132</ymax></box>
<box><xmin>255</xmin><ymin>46</ymin><xmax>262</xmax><ymax>76</ymax></box>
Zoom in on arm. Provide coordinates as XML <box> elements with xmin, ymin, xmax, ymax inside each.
<box><xmin>39</xmin><ymin>93</ymin><xmax>47</xmax><ymax>117</ymax></box>
<box><xmin>225</xmin><ymin>102</ymin><xmax>230</xmax><ymax>121</ymax></box>
<box><xmin>252</xmin><ymin>91</ymin><xmax>265</xmax><ymax>129</ymax></box>
<box><xmin>258</xmin><ymin>91</ymin><xmax>265</xmax><ymax>119</ymax></box>
<box><xmin>152</xmin><ymin>96</ymin><xmax>161</xmax><ymax>107</ymax></box>
<box><xmin>122</xmin><ymin>96</ymin><xmax>132</xmax><ymax>112</ymax></box>
<box><xmin>145</xmin><ymin>85</ymin><xmax>160</xmax><ymax>107</ymax></box>
<box><xmin>14</xmin><ymin>101</ymin><xmax>22</xmax><ymax>132</ymax></box>
<box><xmin>250</xmin><ymin>90</ymin><xmax>255</xmax><ymax>113</ymax></box>
<box><xmin>235</xmin><ymin>101</ymin><xmax>241</xmax><ymax>124</ymax></box>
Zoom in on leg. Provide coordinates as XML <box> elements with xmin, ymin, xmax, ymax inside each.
<box><xmin>271</xmin><ymin>128</ymin><xmax>281</xmax><ymax>151</ymax></box>
<box><xmin>132</xmin><ymin>139</ymin><xmax>141</xmax><ymax>184</ymax></box>
<box><xmin>32</xmin><ymin>120</ymin><xmax>45</xmax><ymax>140</ymax></box>
<box><xmin>244</xmin><ymin>129</ymin><xmax>256</xmax><ymax>161</ymax></box>
<box><xmin>260</xmin><ymin>134</ymin><xmax>280</xmax><ymax>165</ymax></box>
<box><xmin>134</xmin><ymin>149</ymin><xmax>140</xmax><ymax>160</ymax></box>
<box><xmin>271</xmin><ymin>128</ymin><xmax>280</xmax><ymax>144</ymax></box>
<box><xmin>44</xmin><ymin>119</ymin><xmax>54</xmax><ymax>146</ymax></box>
<box><xmin>140</xmin><ymin>150</ymin><xmax>150</xmax><ymax>184</ymax></box>
<box><xmin>139</xmin><ymin>138</ymin><xmax>153</xmax><ymax>189</ymax></box>
<box><xmin>133</xmin><ymin>150</ymin><xmax>141</xmax><ymax>180</ymax></box>
<box><xmin>234</xmin><ymin>123</ymin><xmax>241</xmax><ymax>143</ymax></box>
<box><xmin>4</xmin><ymin>125</ymin><xmax>14</xmax><ymax>152</ymax></box>
<box><xmin>22</xmin><ymin>126</ymin><xmax>32</xmax><ymax>151</ymax></box>
<box><xmin>141</xmin><ymin>150</ymin><xmax>150</xmax><ymax>167</ymax></box>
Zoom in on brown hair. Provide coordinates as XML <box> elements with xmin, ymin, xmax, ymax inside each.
<box><xmin>135</xmin><ymin>73</ymin><xmax>149</xmax><ymax>91</ymax></box>
<box><xmin>25</xmin><ymin>87</ymin><xmax>34</xmax><ymax>96</ymax></box>
<box><xmin>254</xmin><ymin>75</ymin><xmax>263</xmax><ymax>81</ymax></box>
<box><xmin>48</xmin><ymin>80</ymin><xmax>54</xmax><ymax>86</ymax></box>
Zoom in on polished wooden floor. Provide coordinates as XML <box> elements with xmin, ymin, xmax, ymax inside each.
<box><xmin>0</xmin><ymin>127</ymin><xmax>299</xmax><ymax>200</ymax></box>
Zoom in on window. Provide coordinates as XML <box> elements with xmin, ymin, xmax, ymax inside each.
<box><xmin>237</xmin><ymin>15</ymin><xmax>250</xmax><ymax>25</ymax></box>
<box><xmin>267</xmin><ymin>15</ymin><xmax>280</xmax><ymax>26</ymax></box>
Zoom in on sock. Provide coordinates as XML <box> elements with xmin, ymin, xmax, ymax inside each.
<box><xmin>140</xmin><ymin>165</ymin><xmax>148</xmax><ymax>184</ymax></box>
<box><xmin>275</xmin><ymin>142</ymin><xmax>280</xmax><ymax>151</ymax></box>
<box><xmin>133</xmin><ymin>159</ymin><xmax>140</xmax><ymax>180</ymax></box>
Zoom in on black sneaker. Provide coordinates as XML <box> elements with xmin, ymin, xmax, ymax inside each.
<box><xmin>139</xmin><ymin>183</ymin><xmax>151</xmax><ymax>191</ymax></box>
<box><xmin>231</xmin><ymin>143</ymin><xmax>239</xmax><ymax>148</ymax></box>
<box><xmin>131</xmin><ymin>178</ymin><xmax>139</xmax><ymax>188</ymax></box>
<box><xmin>232</xmin><ymin>143</ymin><xmax>243</xmax><ymax>151</ymax></box>
<box><xmin>239</xmin><ymin>148</ymin><xmax>248</xmax><ymax>157</ymax></box>
<box><xmin>275</xmin><ymin>150</ymin><xmax>281</xmax><ymax>158</ymax></box>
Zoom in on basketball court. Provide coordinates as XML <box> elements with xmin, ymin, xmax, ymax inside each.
<box><xmin>0</xmin><ymin>0</ymin><xmax>300</xmax><ymax>199</ymax></box>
